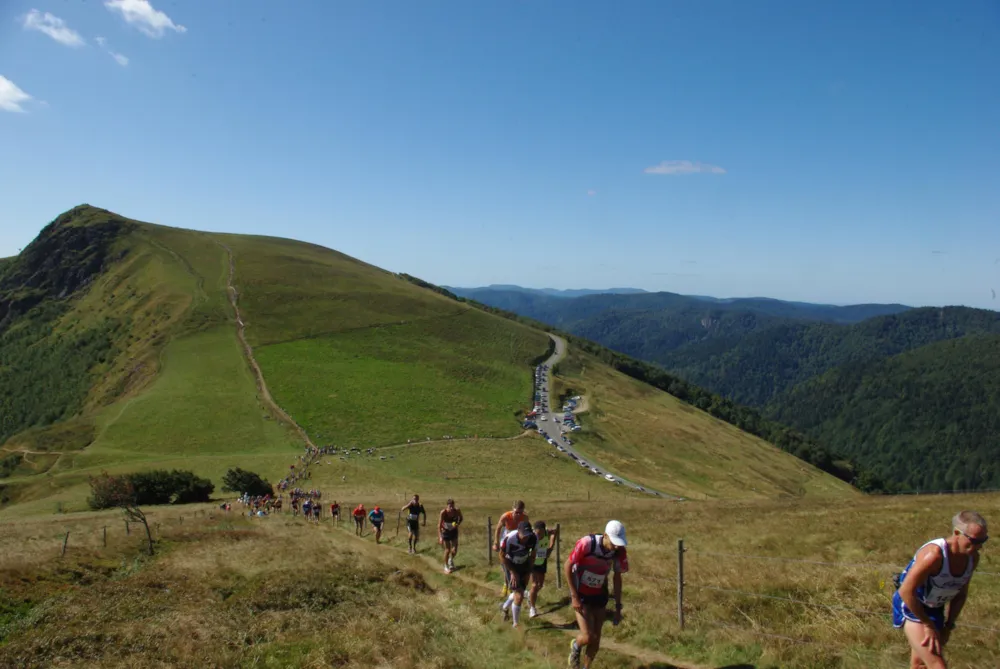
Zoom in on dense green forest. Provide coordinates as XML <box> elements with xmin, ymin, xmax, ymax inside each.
<box><xmin>771</xmin><ymin>335</ymin><xmax>1000</xmax><ymax>491</ymax></box>
<box><xmin>0</xmin><ymin>207</ymin><xmax>129</xmax><ymax>444</ymax></box>
<box><xmin>665</xmin><ymin>306</ymin><xmax>1000</xmax><ymax>407</ymax></box>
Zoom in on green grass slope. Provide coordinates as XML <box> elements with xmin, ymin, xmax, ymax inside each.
<box><xmin>552</xmin><ymin>349</ymin><xmax>856</xmax><ymax>499</ymax></box>
<box><xmin>771</xmin><ymin>334</ymin><xmax>1000</xmax><ymax>491</ymax></box>
<box><xmin>2</xmin><ymin>205</ymin><xmax>855</xmax><ymax>516</ymax></box>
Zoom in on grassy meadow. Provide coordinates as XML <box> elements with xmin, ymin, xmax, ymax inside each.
<box><xmin>255</xmin><ymin>311</ymin><xmax>548</xmax><ymax>447</ymax></box>
<box><xmin>552</xmin><ymin>349</ymin><xmax>855</xmax><ymax>500</ymax></box>
<box><xmin>1</xmin><ymin>492</ymin><xmax>997</xmax><ymax>668</ymax></box>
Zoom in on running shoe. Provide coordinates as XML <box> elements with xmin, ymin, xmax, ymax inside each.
<box><xmin>501</xmin><ymin>603</ymin><xmax>510</xmax><ymax>622</ymax></box>
<box><xmin>529</xmin><ymin>606</ymin><xmax>538</xmax><ymax>618</ymax></box>
<box><xmin>501</xmin><ymin>584</ymin><xmax>509</xmax><ymax>597</ymax></box>
<box><xmin>567</xmin><ymin>639</ymin><xmax>581</xmax><ymax>669</ymax></box>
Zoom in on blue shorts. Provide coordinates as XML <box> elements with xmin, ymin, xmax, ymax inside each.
<box><xmin>891</xmin><ymin>591</ymin><xmax>945</xmax><ymax>630</ymax></box>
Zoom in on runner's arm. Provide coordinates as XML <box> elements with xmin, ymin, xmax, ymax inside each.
<box><xmin>612</xmin><ymin>570</ymin><xmax>623</xmax><ymax>611</ymax></box>
<box><xmin>898</xmin><ymin>545</ymin><xmax>945</xmax><ymax>629</ymax></box>
<box><xmin>493</xmin><ymin>518</ymin><xmax>505</xmax><ymax>549</ymax></box>
<box><xmin>438</xmin><ymin>509</ymin><xmax>447</xmax><ymax>533</ymax></box>
<box><xmin>564</xmin><ymin>557</ymin><xmax>580</xmax><ymax>602</ymax></box>
<box><xmin>945</xmin><ymin>555</ymin><xmax>977</xmax><ymax>630</ymax></box>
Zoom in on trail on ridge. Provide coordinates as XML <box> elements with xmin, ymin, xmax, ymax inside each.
<box><xmin>219</xmin><ymin>243</ymin><xmax>317</xmax><ymax>450</ymax></box>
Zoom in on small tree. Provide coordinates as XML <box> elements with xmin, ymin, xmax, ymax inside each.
<box><xmin>88</xmin><ymin>472</ymin><xmax>155</xmax><ymax>556</ymax></box>
<box><xmin>221</xmin><ymin>468</ymin><xmax>273</xmax><ymax>497</ymax></box>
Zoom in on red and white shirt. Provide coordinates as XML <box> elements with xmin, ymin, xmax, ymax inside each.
<box><xmin>568</xmin><ymin>534</ymin><xmax>629</xmax><ymax>596</ymax></box>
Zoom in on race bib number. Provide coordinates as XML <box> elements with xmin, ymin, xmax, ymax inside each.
<box><xmin>536</xmin><ymin>547</ymin><xmax>549</xmax><ymax>560</ymax></box>
<box><xmin>408</xmin><ymin>514</ymin><xmax>419</xmax><ymax>521</ymax></box>
<box><xmin>580</xmin><ymin>570</ymin><xmax>606</xmax><ymax>588</ymax></box>
<box><xmin>511</xmin><ymin>553</ymin><xmax>530</xmax><ymax>564</ymax></box>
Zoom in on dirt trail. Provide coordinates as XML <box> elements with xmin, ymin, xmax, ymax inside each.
<box><xmin>219</xmin><ymin>243</ymin><xmax>316</xmax><ymax>450</ymax></box>
<box><xmin>328</xmin><ymin>521</ymin><xmax>702</xmax><ymax>669</ymax></box>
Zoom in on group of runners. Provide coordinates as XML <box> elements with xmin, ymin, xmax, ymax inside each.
<box><xmin>492</xmin><ymin>500</ymin><xmax>628</xmax><ymax>668</ymax></box>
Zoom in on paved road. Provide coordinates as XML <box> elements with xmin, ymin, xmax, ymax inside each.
<box><xmin>533</xmin><ymin>334</ymin><xmax>680</xmax><ymax>500</ymax></box>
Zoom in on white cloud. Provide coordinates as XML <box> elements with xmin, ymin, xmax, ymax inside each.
<box><xmin>0</xmin><ymin>75</ymin><xmax>33</xmax><ymax>113</ymax></box>
<box><xmin>105</xmin><ymin>0</ymin><xmax>186</xmax><ymax>38</ymax></box>
<box><xmin>95</xmin><ymin>36</ymin><xmax>129</xmax><ymax>66</ymax></box>
<box><xmin>644</xmin><ymin>160</ymin><xmax>727</xmax><ymax>175</ymax></box>
<box><xmin>22</xmin><ymin>9</ymin><xmax>85</xmax><ymax>47</ymax></box>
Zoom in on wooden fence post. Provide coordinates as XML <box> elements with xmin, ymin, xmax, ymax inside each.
<box><xmin>555</xmin><ymin>523</ymin><xmax>562</xmax><ymax>589</ymax></box>
<box><xmin>677</xmin><ymin>539</ymin><xmax>685</xmax><ymax>630</ymax></box>
<box><xmin>125</xmin><ymin>520</ymin><xmax>130</xmax><ymax>535</ymax></box>
<box><xmin>487</xmin><ymin>516</ymin><xmax>493</xmax><ymax>566</ymax></box>
<box><xmin>61</xmin><ymin>531</ymin><xmax>69</xmax><ymax>556</ymax></box>
<box><xmin>103</xmin><ymin>526</ymin><xmax>107</xmax><ymax>547</ymax></box>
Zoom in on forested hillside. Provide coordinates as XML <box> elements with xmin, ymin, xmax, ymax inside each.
<box><xmin>771</xmin><ymin>335</ymin><xmax>1000</xmax><ymax>491</ymax></box>
<box><xmin>669</xmin><ymin>306</ymin><xmax>1000</xmax><ymax>407</ymax></box>
<box><xmin>0</xmin><ymin>207</ymin><xmax>133</xmax><ymax>444</ymax></box>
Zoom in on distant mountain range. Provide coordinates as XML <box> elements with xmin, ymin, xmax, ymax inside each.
<box><xmin>444</xmin><ymin>284</ymin><xmax>649</xmax><ymax>299</ymax></box>
<box><xmin>451</xmin><ymin>284</ymin><xmax>1000</xmax><ymax>491</ymax></box>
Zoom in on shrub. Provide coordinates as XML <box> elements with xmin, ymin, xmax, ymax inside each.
<box><xmin>221</xmin><ymin>467</ymin><xmax>273</xmax><ymax>497</ymax></box>
<box><xmin>88</xmin><ymin>469</ymin><xmax>213</xmax><ymax>509</ymax></box>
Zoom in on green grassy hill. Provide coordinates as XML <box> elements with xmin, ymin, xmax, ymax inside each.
<box><xmin>1</xmin><ymin>205</ymin><xmax>854</xmax><ymax>515</ymax></box>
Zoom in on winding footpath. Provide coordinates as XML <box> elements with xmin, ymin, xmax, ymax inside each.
<box><xmin>219</xmin><ymin>243</ymin><xmax>317</xmax><ymax>450</ymax></box>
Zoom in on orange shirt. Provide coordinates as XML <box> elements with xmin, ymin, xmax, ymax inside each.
<box><xmin>499</xmin><ymin>510</ymin><xmax>528</xmax><ymax>531</ymax></box>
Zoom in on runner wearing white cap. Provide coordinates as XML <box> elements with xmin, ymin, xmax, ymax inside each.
<box><xmin>564</xmin><ymin>520</ymin><xmax>629</xmax><ymax>669</ymax></box>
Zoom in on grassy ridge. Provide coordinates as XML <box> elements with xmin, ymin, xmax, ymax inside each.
<box><xmin>553</xmin><ymin>349</ymin><xmax>855</xmax><ymax>499</ymax></box>
<box><xmin>223</xmin><ymin>234</ymin><xmax>469</xmax><ymax>347</ymax></box>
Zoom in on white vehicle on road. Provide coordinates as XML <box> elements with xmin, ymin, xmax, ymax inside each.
<box><xmin>604</xmin><ymin>474</ymin><xmax>616</xmax><ymax>482</ymax></box>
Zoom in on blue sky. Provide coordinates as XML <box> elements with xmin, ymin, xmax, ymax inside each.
<box><xmin>2</xmin><ymin>1</ymin><xmax>998</xmax><ymax>308</ymax></box>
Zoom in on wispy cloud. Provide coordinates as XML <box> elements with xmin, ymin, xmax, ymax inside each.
<box><xmin>96</xmin><ymin>36</ymin><xmax>129</xmax><ymax>66</ymax></box>
<box><xmin>644</xmin><ymin>160</ymin><xmax>726</xmax><ymax>176</ymax></box>
<box><xmin>22</xmin><ymin>9</ymin><xmax>85</xmax><ymax>47</ymax></box>
<box><xmin>0</xmin><ymin>75</ymin><xmax>33</xmax><ymax>113</ymax></box>
<box><xmin>105</xmin><ymin>0</ymin><xmax>186</xmax><ymax>38</ymax></box>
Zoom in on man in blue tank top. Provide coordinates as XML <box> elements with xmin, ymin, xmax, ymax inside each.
<box><xmin>892</xmin><ymin>510</ymin><xmax>988</xmax><ymax>669</ymax></box>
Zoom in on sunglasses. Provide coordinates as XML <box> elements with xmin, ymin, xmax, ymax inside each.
<box><xmin>958</xmin><ymin>530</ymin><xmax>989</xmax><ymax>546</ymax></box>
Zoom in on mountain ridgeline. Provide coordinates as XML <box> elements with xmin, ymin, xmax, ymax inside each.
<box><xmin>2</xmin><ymin>206</ymin><xmax>856</xmax><ymax>512</ymax></box>
<box><xmin>453</xmin><ymin>285</ymin><xmax>1000</xmax><ymax>492</ymax></box>
<box><xmin>0</xmin><ymin>207</ymin><xmax>133</xmax><ymax>443</ymax></box>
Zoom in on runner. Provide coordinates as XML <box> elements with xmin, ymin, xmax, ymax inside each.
<box><xmin>493</xmin><ymin>501</ymin><xmax>529</xmax><ymax>596</ymax></box>
<box><xmin>401</xmin><ymin>494</ymin><xmax>426</xmax><ymax>554</ymax></box>
<box><xmin>330</xmin><ymin>500</ymin><xmax>340</xmax><ymax>521</ymax></box>
<box><xmin>892</xmin><ymin>510</ymin><xmax>988</xmax><ymax>669</ymax></box>
<box><xmin>565</xmin><ymin>520</ymin><xmax>629</xmax><ymax>669</ymax></box>
<box><xmin>498</xmin><ymin>520</ymin><xmax>537</xmax><ymax>629</ymax></box>
<box><xmin>311</xmin><ymin>500</ymin><xmax>321</xmax><ymax>521</ymax></box>
<box><xmin>439</xmin><ymin>498</ymin><xmax>464</xmax><ymax>573</ymax></box>
<box><xmin>352</xmin><ymin>503</ymin><xmax>366</xmax><ymax>536</ymax></box>
<box><xmin>528</xmin><ymin>520</ymin><xmax>557</xmax><ymax>618</ymax></box>
<box><xmin>368</xmin><ymin>505</ymin><xmax>386</xmax><ymax>544</ymax></box>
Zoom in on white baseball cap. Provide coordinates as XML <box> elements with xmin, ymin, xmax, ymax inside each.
<box><xmin>605</xmin><ymin>520</ymin><xmax>627</xmax><ymax>547</ymax></box>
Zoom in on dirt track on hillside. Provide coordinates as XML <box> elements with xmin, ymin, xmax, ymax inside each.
<box><xmin>219</xmin><ymin>243</ymin><xmax>316</xmax><ymax>450</ymax></box>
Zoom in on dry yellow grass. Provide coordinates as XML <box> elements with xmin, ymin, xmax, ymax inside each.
<box><xmin>2</xmin><ymin>492</ymin><xmax>996</xmax><ymax>668</ymax></box>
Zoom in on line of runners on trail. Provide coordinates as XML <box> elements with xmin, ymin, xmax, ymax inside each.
<box><xmin>267</xmin><ymin>491</ymin><xmax>631</xmax><ymax>669</ymax></box>
<box><xmin>258</xmin><ymin>448</ymin><xmax>990</xmax><ymax>668</ymax></box>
